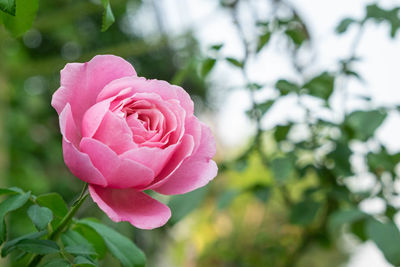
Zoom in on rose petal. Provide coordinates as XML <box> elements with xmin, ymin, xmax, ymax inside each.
<box><xmin>93</xmin><ymin>111</ymin><xmax>137</xmax><ymax>154</ymax></box>
<box><xmin>89</xmin><ymin>185</ymin><xmax>171</xmax><ymax>229</ymax></box>
<box><xmin>52</xmin><ymin>55</ymin><xmax>136</xmax><ymax>129</ymax></box>
<box><xmin>62</xmin><ymin>139</ymin><xmax>107</xmax><ymax>186</ymax></box>
<box><xmin>80</xmin><ymin>138</ymin><xmax>154</xmax><ymax>189</ymax></box>
<box><xmin>97</xmin><ymin>77</ymin><xmax>193</xmax><ymax>116</ymax></box>
<box><xmin>59</xmin><ymin>103</ymin><xmax>80</xmax><ymax>148</ymax></box>
<box><xmin>154</xmin><ymin>124</ymin><xmax>217</xmax><ymax>195</ymax></box>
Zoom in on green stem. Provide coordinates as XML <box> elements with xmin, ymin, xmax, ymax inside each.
<box><xmin>27</xmin><ymin>183</ymin><xmax>89</xmax><ymax>267</ymax></box>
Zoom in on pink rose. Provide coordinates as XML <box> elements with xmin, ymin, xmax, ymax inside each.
<box><xmin>52</xmin><ymin>55</ymin><xmax>218</xmax><ymax>229</ymax></box>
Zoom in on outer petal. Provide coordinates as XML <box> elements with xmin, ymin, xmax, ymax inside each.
<box><xmin>51</xmin><ymin>55</ymin><xmax>136</xmax><ymax>129</ymax></box>
<box><xmin>59</xmin><ymin>103</ymin><xmax>80</xmax><ymax>148</ymax></box>
<box><xmin>80</xmin><ymin>138</ymin><xmax>154</xmax><ymax>189</ymax></box>
<box><xmin>154</xmin><ymin>124</ymin><xmax>218</xmax><ymax>195</ymax></box>
<box><xmin>89</xmin><ymin>185</ymin><xmax>171</xmax><ymax>229</ymax></box>
<box><xmin>62</xmin><ymin>139</ymin><xmax>107</xmax><ymax>186</ymax></box>
<box><xmin>97</xmin><ymin>77</ymin><xmax>194</xmax><ymax>116</ymax></box>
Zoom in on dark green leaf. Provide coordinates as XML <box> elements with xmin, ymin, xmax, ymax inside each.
<box><xmin>64</xmin><ymin>245</ymin><xmax>97</xmax><ymax>256</ymax></box>
<box><xmin>169</xmin><ymin>187</ymin><xmax>207</xmax><ymax>224</ymax></box>
<box><xmin>101</xmin><ymin>0</ymin><xmax>115</xmax><ymax>32</ymax></box>
<box><xmin>365</xmin><ymin>4</ymin><xmax>400</xmax><ymax>38</ymax></box>
<box><xmin>257</xmin><ymin>100</ymin><xmax>275</xmax><ymax>116</ymax></box>
<box><xmin>256</xmin><ymin>31</ymin><xmax>271</xmax><ymax>52</ymax></box>
<box><xmin>210</xmin><ymin>43</ymin><xmax>224</xmax><ymax>51</ymax></box>
<box><xmin>328</xmin><ymin>208</ymin><xmax>369</xmax><ymax>233</ymax></box>
<box><xmin>275</xmin><ymin>79</ymin><xmax>299</xmax><ymax>95</ymax></box>
<box><xmin>345</xmin><ymin>110</ymin><xmax>387</xmax><ymax>141</ymax></box>
<box><xmin>74</xmin><ymin>225</ymin><xmax>107</xmax><ymax>259</ymax></box>
<box><xmin>28</xmin><ymin>205</ymin><xmax>53</xmax><ymax>231</ymax></box>
<box><xmin>327</xmin><ymin>142</ymin><xmax>352</xmax><ymax>177</ymax></box>
<box><xmin>0</xmin><ymin>0</ymin><xmax>15</xmax><ymax>16</ymax></box>
<box><xmin>0</xmin><ymin>191</ymin><xmax>31</xmax><ymax>244</ymax></box>
<box><xmin>41</xmin><ymin>258</ymin><xmax>71</xmax><ymax>267</ymax></box>
<box><xmin>61</xmin><ymin>230</ymin><xmax>92</xmax><ymax>248</ymax></box>
<box><xmin>16</xmin><ymin>239</ymin><xmax>59</xmax><ymax>254</ymax></box>
<box><xmin>1</xmin><ymin>230</ymin><xmax>47</xmax><ymax>256</ymax></box>
<box><xmin>285</xmin><ymin>28</ymin><xmax>307</xmax><ymax>46</ymax></box>
<box><xmin>217</xmin><ymin>189</ymin><xmax>240</xmax><ymax>210</ymax></box>
<box><xmin>290</xmin><ymin>200</ymin><xmax>321</xmax><ymax>225</ymax></box>
<box><xmin>200</xmin><ymin>58</ymin><xmax>217</xmax><ymax>77</ymax></box>
<box><xmin>271</xmin><ymin>156</ymin><xmax>294</xmax><ymax>182</ymax></box>
<box><xmin>0</xmin><ymin>187</ymin><xmax>22</xmax><ymax>196</ymax></box>
<box><xmin>226</xmin><ymin>57</ymin><xmax>244</xmax><ymax>68</ymax></box>
<box><xmin>36</xmin><ymin>193</ymin><xmax>68</xmax><ymax>228</ymax></box>
<box><xmin>336</xmin><ymin>18</ymin><xmax>356</xmax><ymax>34</ymax></box>
<box><xmin>274</xmin><ymin>124</ymin><xmax>291</xmax><ymax>142</ymax></box>
<box><xmin>78</xmin><ymin>219</ymin><xmax>146</xmax><ymax>267</ymax></box>
<box><xmin>366</xmin><ymin>218</ymin><xmax>400</xmax><ymax>265</ymax></box>
<box><xmin>74</xmin><ymin>255</ymin><xmax>96</xmax><ymax>266</ymax></box>
<box><xmin>249</xmin><ymin>185</ymin><xmax>271</xmax><ymax>203</ymax></box>
<box><xmin>0</xmin><ymin>0</ymin><xmax>39</xmax><ymax>37</ymax></box>
<box><xmin>303</xmin><ymin>72</ymin><xmax>335</xmax><ymax>100</ymax></box>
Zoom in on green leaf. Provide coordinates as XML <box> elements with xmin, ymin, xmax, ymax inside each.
<box><xmin>41</xmin><ymin>258</ymin><xmax>71</xmax><ymax>267</ymax></box>
<box><xmin>290</xmin><ymin>200</ymin><xmax>321</xmax><ymax>225</ymax></box>
<box><xmin>345</xmin><ymin>110</ymin><xmax>387</xmax><ymax>141</ymax></box>
<box><xmin>275</xmin><ymin>79</ymin><xmax>299</xmax><ymax>95</ymax></box>
<box><xmin>1</xmin><ymin>230</ymin><xmax>47</xmax><ymax>256</ymax></box>
<box><xmin>209</xmin><ymin>43</ymin><xmax>224</xmax><ymax>51</ymax></box>
<box><xmin>36</xmin><ymin>193</ymin><xmax>68</xmax><ymax>228</ymax></box>
<box><xmin>365</xmin><ymin>4</ymin><xmax>400</xmax><ymax>38</ymax></box>
<box><xmin>303</xmin><ymin>72</ymin><xmax>335</xmax><ymax>100</ymax></box>
<box><xmin>28</xmin><ymin>205</ymin><xmax>53</xmax><ymax>231</ymax></box>
<box><xmin>336</xmin><ymin>18</ymin><xmax>356</xmax><ymax>34</ymax></box>
<box><xmin>169</xmin><ymin>187</ymin><xmax>207</xmax><ymax>224</ymax></box>
<box><xmin>200</xmin><ymin>58</ymin><xmax>217</xmax><ymax>77</ymax></box>
<box><xmin>0</xmin><ymin>187</ymin><xmax>22</xmax><ymax>196</ymax></box>
<box><xmin>0</xmin><ymin>0</ymin><xmax>15</xmax><ymax>16</ymax></box>
<box><xmin>327</xmin><ymin>142</ymin><xmax>352</xmax><ymax>177</ymax></box>
<box><xmin>16</xmin><ymin>239</ymin><xmax>59</xmax><ymax>254</ymax></box>
<box><xmin>271</xmin><ymin>156</ymin><xmax>294</xmax><ymax>182</ymax></box>
<box><xmin>274</xmin><ymin>124</ymin><xmax>291</xmax><ymax>142</ymax></box>
<box><xmin>217</xmin><ymin>189</ymin><xmax>240</xmax><ymax>210</ymax></box>
<box><xmin>226</xmin><ymin>57</ymin><xmax>244</xmax><ymax>68</ymax></box>
<box><xmin>74</xmin><ymin>255</ymin><xmax>96</xmax><ymax>266</ymax></box>
<box><xmin>101</xmin><ymin>0</ymin><xmax>115</xmax><ymax>32</ymax></box>
<box><xmin>74</xmin><ymin>225</ymin><xmax>107</xmax><ymax>259</ymax></box>
<box><xmin>64</xmin><ymin>245</ymin><xmax>97</xmax><ymax>256</ymax></box>
<box><xmin>257</xmin><ymin>31</ymin><xmax>271</xmax><ymax>52</ymax></box>
<box><xmin>366</xmin><ymin>218</ymin><xmax>400</xmax><ymax>265</ymax></box>
<box><xmin>0</xmin><ymin>191</ymin><xmax>31</xmax><ymax>244</ymax></box>
<box><xmin>328</xmin><ymin>208</ymin><xmax>369</xmax><ymax>233</ymax></box>
<box><xmin>285</xmin><ymin>28</ymin><xmax>307</xmax><ymax>46</ymax></box>
<box><xmin>249</xmin><ymin>185</ymin><xmax>271</xmax><ymax>203</ymax></box>
<box><xmin>0</xmin><ymin>0</ymin><xmax>39</xmax><ymax>37</ymax></box>
<box><xmin>61</xmin><ymin>229</ymin><xmax>92</xmax><ymax>248</ymax></box>
<box><xmin>78</xmin><ymin>219</ymin><xmax>146</xmax><ymax>267</ymax></box>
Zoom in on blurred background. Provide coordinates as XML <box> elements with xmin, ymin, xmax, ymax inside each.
<box><xmin>1</xmin><ymin>0</ymin><xmax>400</xmax><ymax>266</ymax></box>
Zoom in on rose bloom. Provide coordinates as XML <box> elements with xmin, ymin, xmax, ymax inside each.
<box><xmin>52</xmin><ymin>55</ymin><xmax>217</xmax><ymax>229</ymax></box>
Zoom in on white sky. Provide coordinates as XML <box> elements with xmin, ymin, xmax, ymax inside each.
<box><xmin>133</xmin><ymin>0</ymin><xmax>400</xmax><ymax>266</ymax></box>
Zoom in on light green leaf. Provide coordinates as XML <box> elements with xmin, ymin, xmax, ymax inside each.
<box><xmin>200</xmin><ymin>57</ymin><xmax>217</xmax><ymax>77</ymax></box>
<box><xmin>101</xmin><ymin>0</ymin><xmax>115</xmax><ymax>32</ymax></box>
<box><xmin>336</xmin><ymin>18</ymin><xmax>356</xmax><ymax>34</ymax></box>
<box><xmin>217</xmin><ymin>190</ymin><xmax>240</xmax><ymax>210</ymax></box>
<box><xmin>271</xmin><ymin>156</ymin><xmax>294</xmax><ymax>182</ymax></box>
<box><xmin>0</xmin><ymin>0</ymin><xmax>39</xmax><ymax>37</ymax></box>
<box><xmin>78</xmin><ymin>219</ymin><xmax>146</xmax><ymax>267</ymax></box>
<box><xmin>16</xmin><ymin>239</ymin><xmax>59</xmax><ymax>254</ymax></box>
<box><xmin>0</xmin><ymin>0</ymin><xmax>15</xmax><ymax>16</ymax></box>
<box><xmin>346</xmin><ymin>110</ymin><xmax>387</xmax><ymax>141</ymax></box>
<box><xmin>328</xmin><ymin>208</ymin><xmax>369</xmax><ymax>233</ymax></box>
<box><xmin>28</xmin><ymin>205</ymin><xmax>53</xmax><ymax>231</ymax></box>
<box><xmin>74</xmin><ymin>224</ymin><xmax>107</xmax><ymax>259</ymax></box>
<box><xmin>36</xmin><ymin>193</ymin><xmax>68</xmax><ymax>228</ymax></box>
<box><xmin>169</xmin><ymin>187</ymin><xmax>207</xmax><ymax>224</ymax></box>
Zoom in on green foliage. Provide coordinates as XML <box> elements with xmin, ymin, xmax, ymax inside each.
<box><xmin>15</xmin><ymin>239</ymin><xmax>59</xmax><ymax>254</ymax></box>
<box><xmin>336</xmin><ymin>18</ymin><xmax>357</xmax><ymax>34</ymax></box>
<box><xmin>365</xmin><ymin>4</ymin><xmax>400</xmax><ymax>37</ymax></box>
<box><xmin>200</xmin><ymin>57</ymin><xmax>217</xmax><ymax>77</ymax></box>
<box><xmin>290</xmin><ymin>200</ymin><xmax>321</xmax><ymax>226</ymax></box>
<box><xmin>27</xmin><ymin>205</ymin><xmax>53</xmax><ymax>231</ymax></box>
<box><xmin>345</xmin><ymin>110</ymin><xmax>387</xmax><ymax>141</ymax></box>
<box><xmin>225</xmin><ymin>57</ymin><xmax>244</xmax><ymax>68</ymax></box>
<box><xmin>275</xmin><ymin>79</ymin><xmax>299</xmax><ymax>95</ymax></box>
<box><xmin>0</xmin><ymin>0</ymin><xmax>15</xmax><ymax>16</ymax></box>
<box><xmin>303</xmin><ymin>72</ymin><xmax>335</xmax><ymax>100</ymax></box>
<box><xmin>0</xmin><ymin>0</ymin><xmax>39</xmax><ymax>37</ymax></box>
<box><xmin>101</xmin><ymin>0</ymin><xmax>115</xmax><ymax>32</ymax></box>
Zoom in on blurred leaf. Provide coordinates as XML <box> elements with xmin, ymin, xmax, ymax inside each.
<box><xmin>64</xmin><ymin>245</ymin><xmax>97</xmax><ymax>256</ymax></box>
<box><xmin>345</xmin><ymin>110</ymin><xmax>387</xmax><ymax>141</ymax></box>
<box><xmin>328</xmin><ymin>208</ymin><xmax>369</xmax><ymax>233</ymax></box>
<box><xmin>41</xmin><ymin>258</ymin><xmax>71</xmax><ymax>267</ymax></box>
<box><xmin>303</xmin><ymin>72</ymin><xmax>335</xmax><ymax>100</ymax></box>
<box><xmin>101</xmin><ymin>0</ymin><xmax>115</xmax><ymax>32</ymax></box>
<box><xmin>285</xmin><ymin>28</ymin><xmax>307</xmax><ymax>46</ymax></box>
<box><xmin>78</xmin><ymin>219</ymin><xmax>146</xmax><ymax>267</ymax></box>
<box><xmin>366</xmin><ymin>146</ymin><xmax>399</xmax><ymax>175</ymax></box>
<box><xmin>28</xmin><ymin>205</ymin><xmax>53</xmax><ymax>231</ymax></box>
<box><xmin>253</xmin><ymin>100</ymin><xmax>275</xmax><ymax>117</ymax></box>
<box><xmin>0</xmin><ymin>0</ymin><xmax>39</xmax><ymax>37</ymax></box>
<box><xmin>75</xmin><ymin>224</ymin><xmax>107</xmax><ymax>259</ymax></box>
<box><xmin>210</xmin><ymin>43</ymin><xmax>224</xmax><ymax>51</ymax></box>
<box><xmin>365</xmin><ymin>4</ymin><xmax>400</xmax><ymax>38</ymax></box>
<box><xmin>327</xmin><ymin>142</ymin><xmax>352</xmax><ymax>177</ymax></box>
<box><xmin>1</xmin><ymin>230</ymin><xmax>47</xmax><ymax>256</ymax></box>
<box><xmin>0</xmin><ymin>0</ymin><xmax>15</xmax><ymax>15</ymax></box>
<box><xmin>271</xmin><ymin>156</ymin><xmax>294</xmax><ymax>182</ymax></box>
<box><xmin>217</xmin><ymin>189</ymin><xmax>240</xmax><ymax>210</ymax></box>
<box><xmin>169</xmin><ymin>187</ymin><xmax>207</xmax><ymax>224</ymax></box>
<box><xmin>0</xmin><ymin>187</ymin><xmax>22</xmax><ymax>196</ymax></box>
<box><xmin>226</xmin><ymin>57</ymin><xmax>244</xmax><ymax>68</ymax></box>
<box><xmin>366</xmin><ymin>218</ymin><xmax>400</xmax><ymax>265</ymax></box>
<box><xmin>74</xmin><ymin>255</ymin><xmax>97</xmax><ymax>266</ymax></box>
<box><xmin>36</xmin><ymin>193</ymin><xmax>68</xmax><ymax>228</ymax></box>
<box><xmin>275</xmin><ymin>79</ymin><xmax>299</xmax><ymax>95</ymax></box>
<box><xmin>336</xmin><ymin>18</ymin><xmax>356</xmax><ymax>33</ymax></box>
<box><xmin>257</xmin><ymin>31</ymin><xmax>271</xmax><ymax>52</ymax></box>
<box><xmin>274</xmin><ymin>124</ymin><xmax>291</xmax><ymax>142</ymax></box>
<box><xmin>0</xmin><ymin>191</ymin><xmax>31</xmax><ymax>244</ymax></box>
<box><xmin>16</xmin><ymin>239</ymin><xmax>59</xmax><ymax>254</ymax></box>
<box><xmin>250</xmin><ymin>185</ymin><xmax>271</xmax><ymax>203</ymax></box>
<box><xmin>290</xmin><ymin>200</ymin><xmax>321</xmax><ymax>226</ymax></box>
<box><xmin>201</xmin><ymin>58</ymin><xmax>217</xmax><ymax>77</ymax></box>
